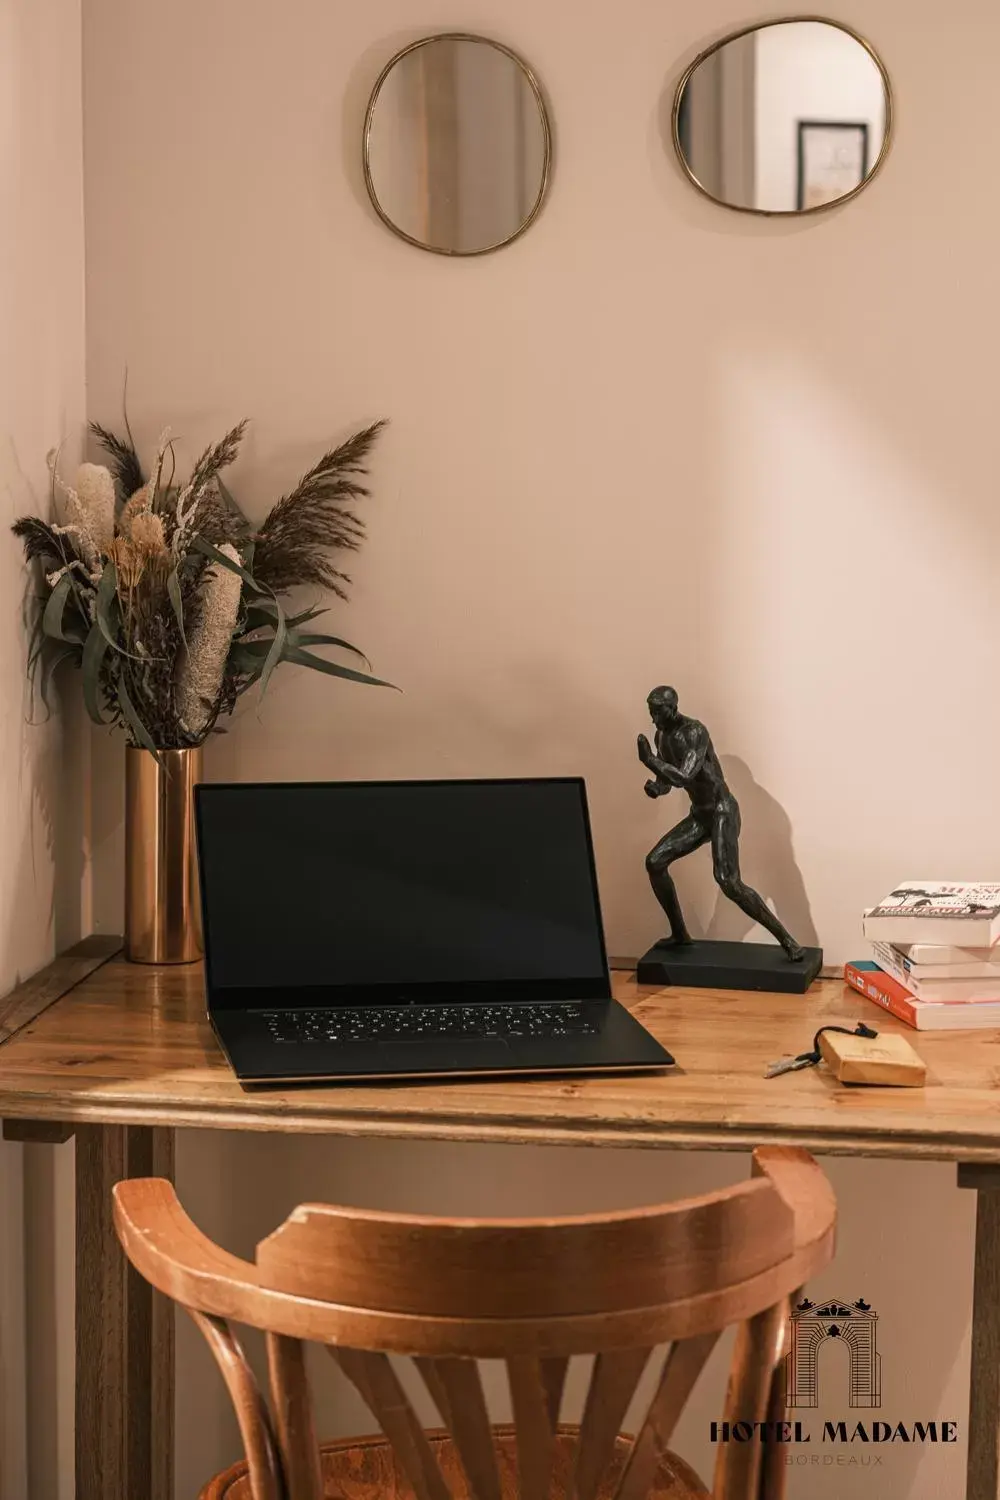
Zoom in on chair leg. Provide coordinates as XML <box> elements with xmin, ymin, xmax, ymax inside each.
<box><xmin>75</xmin><ymin>1124</ymin><xmax>174</xmax><ymax>1500</ymax></box>
<box><xmin>756</xmin><ymin>1298</ymin><xmax>794</xmax><ymax>1500</ymax></box>
<box><xmin>713</xmin><ymin>1302</ymin><xmax>787</xmax><ymax>1500</ymax></box>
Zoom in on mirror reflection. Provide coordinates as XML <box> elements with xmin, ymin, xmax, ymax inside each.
<box><xmin>364</xmin><ymin>34</ymin><xmax>551</xmax><ymax>255</ymax></box>
<box><xmin>674</xmin><ymin>19</ymin><xmax>891</xmax><ymax>215</ymax></box>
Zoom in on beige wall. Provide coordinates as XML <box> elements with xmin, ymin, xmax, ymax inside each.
<box><xmin>0</xmin><ymin>0</ymin><xmax>86</xmax><ymax>1496</ymax></box>
<box><xmin>75</xmin><ymin>0</ymin><xmax>1000</xmax><ymax>1495</ymax></box>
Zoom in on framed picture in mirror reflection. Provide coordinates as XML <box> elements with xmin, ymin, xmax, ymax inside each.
<box><xmin>796</xmin><ymin>121</ymin><xmax>869</xmax><ymax>211</ymax></box>
<box><xmin>672</xmin><ymin>17</ymin><xmax>891</xmax><ymax>216</ymax></box>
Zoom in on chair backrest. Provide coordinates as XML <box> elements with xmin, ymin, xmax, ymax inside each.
<box><xmin>113</xmin><ymin>1145</ymin><xmax>835</xmax><ymax>1500</ymax></box>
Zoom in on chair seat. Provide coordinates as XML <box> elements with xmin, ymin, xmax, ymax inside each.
<box><xmin>200</xmin><ymin>1424</ymin><xmax>710</xmax><ymax>1499</ymax></box>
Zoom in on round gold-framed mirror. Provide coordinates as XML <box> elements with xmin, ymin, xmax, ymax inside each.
<box><xmin>672</xmin><ymin>17</ymin><xmax>893</xmax><ymax>216</ymax></box>
<box><xmin>363</xmin><ymin>32</ymin><xmax>552</xmax><ymax>256</ymax></box>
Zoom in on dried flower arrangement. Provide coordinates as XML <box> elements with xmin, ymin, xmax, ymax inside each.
<box><xmin>12</xmin><ymin>415</ymin><xmax>390</xmax><ymax>752</ymax></box>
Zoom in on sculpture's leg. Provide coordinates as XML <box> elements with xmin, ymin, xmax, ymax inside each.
<box><xmin>646</xmin><ymin>815</ymin><xmax>710</xmax><ymax>945</ymax></box>
<box><xmin>711</xmin><ymin>799</ymin><xmax>805</xmax><ymax>961</ymax></box>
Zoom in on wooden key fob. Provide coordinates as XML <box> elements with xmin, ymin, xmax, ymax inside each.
<box><xmin>818</xmin><ymin>1029</ymin><xmax>926</xmax><ymax>1087</ymax></box>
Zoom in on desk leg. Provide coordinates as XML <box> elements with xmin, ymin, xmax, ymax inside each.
<box><xmin>959</xmin><ymin>1165</ymin><xmax>1000</xmax><ymax>1500</ymax></box>
<box><xmin>76</xmin><ymin>1124</ymin><xmax>175</xmax><ymax>1500</ymax></box>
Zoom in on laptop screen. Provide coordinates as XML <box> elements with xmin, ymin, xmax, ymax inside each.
<box><xmin>195</xmin><ymin>778</ymin><xmax>611</xmax><ymax>1006</ymax></box>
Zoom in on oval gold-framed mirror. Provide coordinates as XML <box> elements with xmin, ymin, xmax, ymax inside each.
<box><xmin>363</xmin><ymin>32</ymin><xmax>552</xmax><ymax>256</ymax></box>
<box><xmin>672</xmin><ymin>17</ymin><xmax>892</xmax><ymax>216</ymax></box>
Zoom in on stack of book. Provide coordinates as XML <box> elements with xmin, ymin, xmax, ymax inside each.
<box><xmin>845</xmin><ymin>882</ymin><xmax>1000</xmax><ymax>1030</ymax></box>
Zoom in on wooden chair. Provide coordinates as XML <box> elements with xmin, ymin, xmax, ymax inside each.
<box><xmin>112</xmin><ymin>1145</ymin><xmax>836</xmax><ymax>1500</ymax></box>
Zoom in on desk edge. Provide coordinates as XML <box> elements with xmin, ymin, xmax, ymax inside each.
<box><xmin>0</xmin><ymin>935</ymin><xmax>124</xmax><ymax>1047</ymax></box>
<box><xmin>0</xmin><ymin>1091</ymin><xmax>999</xmax><ymax>1162</ymax></box>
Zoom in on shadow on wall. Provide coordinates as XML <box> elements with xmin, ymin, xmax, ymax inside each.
<box><xmin>0</xmin><ymin>435</ymin><xmax>89</xmax><ymax>978</ymax></box>
<box><xmin>195</xmin><ymin>654</ymin><xmax>729</xmax><ymax>961</ymax></box>
<box><xmin>0</xmin><ymin>435</ymin><xmax>87</xmax><ymax>1500</ymax></box>
<box><xmin>704</xmin><ymin>755</ymin><xmax>819</xmax><ymax>948</ymax></box>
<box><xmin>181</xmin><ymin>666</ymin><xmax>818</xmax><ymax>961</ymax></box>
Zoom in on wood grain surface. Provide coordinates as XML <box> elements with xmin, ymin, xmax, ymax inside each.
<box><xmin>817</xmin><ymin>1028</ymin><xmax>927</xmax><ymax>1087</ymax></box>
<box><xmin>0</xmin><ymin>934</ymin><xmax>121</xmax><ymax>1044</ymax></box>
<box><xmin>113</xmin><ymin>1150</ymin><xmax>835</xmax><ymax>1357</ymax></box>
<box><xmin>199</xmin><ymin>1428</ymin><xmax>710</xmax><ymax>1500</ymax></box>
<box><xmin>2</xmin><ymin>956</ymin><xmax>1000</xmax><ymax>1159</ymax></box>
<box><xmin>119</xmin><ymin>1150</ymin><xmax>827</xmax><ymax>1498</ymax></box>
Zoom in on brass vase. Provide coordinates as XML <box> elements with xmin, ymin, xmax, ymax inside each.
<box><xmin>124</xmin><ymin>747</ymin><xmax>203</xmax><ymax>964</ymax></box>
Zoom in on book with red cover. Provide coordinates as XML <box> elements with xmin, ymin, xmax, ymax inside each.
<box><xmin>845</xmin><ymin>961</ymin><xmax>1000</xmax><ymax>1031</ymax></box>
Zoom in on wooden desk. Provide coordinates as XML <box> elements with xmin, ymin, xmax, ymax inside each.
<box><xmin>2</xmin><ymin>943</ymin><xmax>1000</xmax><ymax>1500</ymax></box>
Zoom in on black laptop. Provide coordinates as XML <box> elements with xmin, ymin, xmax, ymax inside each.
<box><xmin>194</xmin><ymin>777</ymin><xmax>674</xmax><ymax>1087</ymax></box>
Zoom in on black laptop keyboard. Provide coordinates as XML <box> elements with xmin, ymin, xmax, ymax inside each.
<box><xmin>261</xmin><ymin>1003</ymin><xmax>601</xmax><ymax>1045</ymax></box>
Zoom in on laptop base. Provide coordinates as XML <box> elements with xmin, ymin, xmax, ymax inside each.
<box><xmin>211</xmin><ymin>1001</ymin><xmax>674</xmax><ymax>1088</ymax></box>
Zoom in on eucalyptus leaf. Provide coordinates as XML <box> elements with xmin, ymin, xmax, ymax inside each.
<box><xmin>38</xmin><ymin>647</ymin><xmax>77</xmax><ymax>712</ymax></box>
<box><xmin>26</xmin><ymin>609</ymin><xmax>45</xmax><ymax>677</ymax></box>
<box><xmin>257</xmin><ymin>594</ymin><xmax>287</xmax><ymax>699</ymax></box>
<box><xmin>287</xmin><ymin>605</ymin><xmax>328</xmax><ymax>629</ymax></box>
<box><xmin>94</xmin><ymin>564</ymin><xmax>121</xmax><ymax>653</ymax></box>
<box><xmin>228</xmin><ymin>639</ymin><xmax>271</xmax><ymax>660</ymax></box>
<box><xmin>282</xmin><ymin>643</ymin><xmax>395</xmax><ymax>690</ymax></box>
<box><xmin>94</xmin><ymin>563</ymin><xmax>154</xmax><ymax>662</ymax></box>
<box><xmin>117</xmin><ymin>670</ymin><xmax>162</xmax><ymax>760</ymax></box>
<box><xmin>81</xmin><ymin>622</ymin><xmax>113</xmax><ymax>725</ymax></box>
<box><xmin>243</xmin><ymin>601</ymin><xmax>327</xmax><ymax>632</ymax></box>
<box><xmin>287</xmin><ymin>630</ymin><xmax>369</xmax><ymax>666</ymax></box>
<box><xmin>228</xmin><ymin>645</ymin><xmax>267</xmax><ymax>681</ymax></box>
<box><xmin>241</xmin><ymin>604</ymin><xmax>275</xmax><ymax>633</ymax></box>
<box><xmin>190</xmin><ymin>536</ymin><xmax>260</xmax><ymax>592</ymax></box>
<box><xmin>166</xmin><ymin>567</ymin><xmax>187</xmax><ymax>648</ymax></box>
<box><xmin>41</xmin><ymin>573</ymin><xmax>84</xmax><ymax>645</ymax></box>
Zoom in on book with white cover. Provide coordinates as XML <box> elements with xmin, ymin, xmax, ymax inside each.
<box><xmin>870</xmin><ymin>941</ymin><xmax>1000</xmax><ymax>1001</ymax></box>
<box><xmin>862</xmin><ymin>883</ymin><xmax>1000</xmax><ymax>946</ymax></box>
<box><xmin>894</xmin><ymin>940</ymin><xmax>1000</xmax><ymax>973</ymax></box>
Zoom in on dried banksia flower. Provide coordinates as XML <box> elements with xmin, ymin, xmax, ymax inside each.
<box><xmin>175</xmin><ymin>542</ymin><xmax>242</xmax><ymax>738</ymax></box>
<box><xmin>118</xmin><ymin>486</ymin><xmax>152</xmax><ymax>536</ymax></box>
<box><xmin>109</xmin><ymin>537</ymin><xmax>145</xmax><ymax>592</ymax></box>
<box><xmin>19</xmin><ymin>405</ymin><xmax>387</xmax><ymax>753</ymax></box>
<box><xmin>48</xmin><ymin>454</ymin><xmax>99</xmax><ymax>574</ymax></box>
<box><xmin>130</xmin><ymin>511</ymin><xmax>167</xmax><ymax>555</ymax></box>
<box><xmin>74</xmin><ymin>464</ymin><xmax>116</xmax><ymax>555</ymax></box>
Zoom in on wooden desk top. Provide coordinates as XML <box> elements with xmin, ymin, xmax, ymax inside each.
<box><xmin>1</xmin><ymin>946</ymin><xmax>999</xmax><ymax>1160</ymax></box>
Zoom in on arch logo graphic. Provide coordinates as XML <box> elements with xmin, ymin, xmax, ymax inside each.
<box><xmin>785</xmin><ymin>1296</ymin><xmax>880</xmax><ymax>1409</ymax></box>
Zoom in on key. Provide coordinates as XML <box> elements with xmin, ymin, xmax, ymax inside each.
<box><xmin>765</xmin><ymin>1054</ymin><xmax>814</xmax><ymax>1079</ymax></box>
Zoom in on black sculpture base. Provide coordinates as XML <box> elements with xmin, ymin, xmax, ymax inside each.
<box><xmin>636</xmin><ymin>939</ymin><xmax>823</xmax><ymax>994</ymax></box>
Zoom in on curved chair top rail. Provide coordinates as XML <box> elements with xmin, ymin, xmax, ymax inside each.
<box><xmin>113</xmin><ymin>1146</ymin><xmax>835</xmax><ymax>1357</ymax></box>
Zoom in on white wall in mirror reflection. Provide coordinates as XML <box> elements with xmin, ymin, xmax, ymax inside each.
<box><xmin>755</xmin><ymin>23</ymin><xmax>886</xmax><ymax>210</ymax></box>
<box><xmin>681</xmin><ymin>21</ymin><xmax>888</xmax><ymax>213</ymax></box>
